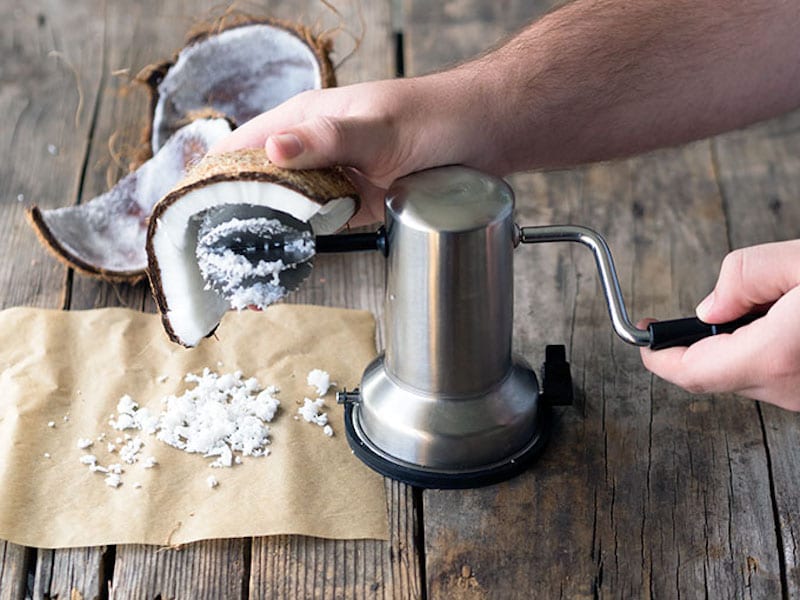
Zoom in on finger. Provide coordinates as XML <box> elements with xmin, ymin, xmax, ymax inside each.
<box><xmin>208</xmin><ymin>103</ymin><xmax>310</xmax><ymax>155</ymax></box>
<box><xmin>343</xmin><ymin>168</ymin><xmax>387</xmax><ymax>228</ymax></box>
<box><xmin>697</xmin><ymin>240</ymin><xmax>800</xmax><ymax>323</ymax></box>
<box><xmin>263</xmin><ymin>116</ymin><xmax>397</xmax><ymax>180</ymax></box>
<box><xmin>640</xmin><ymin>314</ymin><xmax>771</xmax><ymax>394</ymax></box>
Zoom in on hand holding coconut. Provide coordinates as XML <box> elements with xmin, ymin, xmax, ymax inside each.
<box><xmin>210</xmin><ymin>75</ymin><xmax>498</xmax><ymax>227</ymax></box>
<box><xmin>208</xmin><ymin>0</ymin><xmax>800</xmax><ymax>408</ymax></box>
<box><xmin>212</xmin><ymin>1</ymin><xmax>800</xmax><ymax>225</ymax></box>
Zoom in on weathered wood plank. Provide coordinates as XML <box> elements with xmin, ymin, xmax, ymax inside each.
<box><xmin>404</xmin><ymin>0</ymin><xmax>547</xmax><ymax>74</ymax></box>
<box><xmin>251</xmin><ymin>481</ymin><xmax>420</xmax><ymax>598</ymax></box>
<box><xmin>0</xmin><ymin>0</ymin><xmax>106</xmax><ymax>597</ymax></box>
<box><xmin>59</xmin><ymin>2</ymin><xmax>251</xmax><ymax>597</ymax></box>
<box><xmin>573</xmin><ymin>147</ymin><xmax>780</xmax><ymax>598</ymax></box>
<box><xmin>405</xmin><ymin>1</ymin><xmax>782</xmax><ymax>597</ymax></box>
<box><xmin>34</xmin><ymin>0</ymin><xmax>202</xmax><ymax>596</ymax></box>
<box><xmin>67</xmin><ymin>0</ymin><xmax>212</xmax><ymax>312</ymax></box>
<box><xmin>712</xmin><ymin>109</ymin><xmax>800</xmax><ymax>597</ymax></box>
<box><xmin>0</xmin><ymin>542</ymin><xmax>30</xmax><ymax>600</ymax></box>
<box><xmin>33</xmin><ymin>547</ymin><xmax>108</xmax><ymax>600</ymax></box>
<box><xmin>110</xmin><ymin>540</ymin><xmax>248</xmax><ymax>600</ymax></box>
<box><xmin>0</xmin><ymin>0</ymin><xmax>105</xmax><ymax>308</ymax></box>
<box><xmin>0</xmin><ymin>0</ymin><xmax>104</xmax><ymax>311</ymax></box>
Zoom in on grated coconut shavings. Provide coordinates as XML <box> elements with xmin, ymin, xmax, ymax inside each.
<box><xmin>67</xmin><ymin>366</ymin><xmax>339</xmax><ymax>490</ymax></box>
<box><xmin>105</xmin><ymin>473</ymin><xmax>122</xmax><ymax>488</ymax></box>
<box><xmin>155</xmin><ymin>369</ymin><xmax>280</xmax><ymax>467</ymax></box>
<box><xmin>298</xmin><ymin>398</ymin><xmax>328</xmax><ymax>427</ymax></box>
<box><xmin>306</xmin><ymin>369</ymin><xmax>331</xmax><ymax>396</ymax></box>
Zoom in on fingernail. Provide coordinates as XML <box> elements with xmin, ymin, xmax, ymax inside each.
<box><xmin>696</xmin><ymin>291</ymin><xmax>715</xmax><ymax>320</ymax></box>
<box><xmin>267</xmin><ymin>133</ymin><xmax>304</xmax><ymax>160</ymax></box>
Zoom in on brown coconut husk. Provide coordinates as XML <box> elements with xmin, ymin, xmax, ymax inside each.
<box><xmin>26</xmin><ymin>208</ymin><xmax>146</xmax><ymax>284</ymax></box>
<box><xmin>27</xmin><ymin>118</ymin><xmax>233</xmax><ymax>284</ymax></box>
<box><xmin>156</xmin><ymin>149</ymin><xmax>356</xmax><ymax>211</ymax></box>
<box><xmin>134</xmin><ymin>14</ymin><xmax>337</xmax><ymax>168</ymax></box>
<box><xmin>146</xmin><ymin>149</ymin><xmax>358</xmax><ymax>345</ymax></box>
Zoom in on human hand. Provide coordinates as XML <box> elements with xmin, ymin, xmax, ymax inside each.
<box><xmin>209</xmin><ymin>73</ymin><xmax>500</xmax><ymax>227</ymax></box>
<box><xmin>639</xmin><ymin>240</ymin><xmax>800</xmax><ymax>410</ymax></box>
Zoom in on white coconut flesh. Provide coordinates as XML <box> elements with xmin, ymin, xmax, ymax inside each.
<box><xmin>194</xmin><ymin>209</ymin><xmax>316</xmax><ymax>310</ymax></box>
<box><xmin>29</xmin><ymin>118</ymin><xmax>232</xmax><ymax>278</ymax></box>
<box><xmin>149</xmin><ymin>181</ymin><xmax>355</xmax><ymax>347</ymax></box>
<box><xmin>152</xmin><ymin>24</ymin><xmax>323</xmax><ymax>151</ymax></box>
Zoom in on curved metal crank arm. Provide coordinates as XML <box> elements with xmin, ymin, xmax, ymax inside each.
<box><xmin>516</xmin><ymin>224</ymin><xmax>760</xmax><ymax>350</ymax></box>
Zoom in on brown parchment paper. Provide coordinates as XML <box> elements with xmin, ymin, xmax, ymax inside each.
<box><xmin>0</xmin><ymin>305</ymin><xmax>388</xmax><ymax>549</ymax></box>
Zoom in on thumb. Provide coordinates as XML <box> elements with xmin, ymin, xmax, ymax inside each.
<box><xmin>697</xmin><ymin>240</ymin><xmax>800</xmax><ymax>322</ymax></box>
<box><xmin>265</xmin><ymin>116</ymin><xmax>395</xmax><ymax>182</ymax></box>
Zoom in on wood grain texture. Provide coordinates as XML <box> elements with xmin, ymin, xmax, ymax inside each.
<box><xmin>712</xmin><ymin>109</ymin><xmax>800</xmax><ymax>597</ymax></box>
<box><xmin>0</xmin><ymin>542</ymin><xmax>30</xmax><ymax>600</ymax></box>
<box><xmin>37</xmin><ymin>1</ymin><xmax>223</xmax><ymax>597</ymax></box>
<box><xmin>251</xmin><ymin>481</ymin><xmax>421</xmax><ymax>599</ymax></box>
<box><xmin>0</xmin><ymin>0</ymin><xmax>104</xmax><ymax>310</ymax></box>
<box><xmin>110</xmin><ymin>540</ymin><xmax>248</xmax><ymax>600</ymax></box>
<box><xmin>5</xmin><ymin>0</ymin><xmax>796</xmax><ymax>598</ymax></box>
<box><xmin>33</xmin><ymin>547</ymin><xmax>109</xmax><ymax>600</ymax></box>
<box><xmin>405</xmin><ymin>1</ymin><xmax>784</xmax><ymax>597</ymax></box>
<box><xmin>0</xmin><ymin>0</ymin><xmax>106</xmax><ymax>597</ymax></box>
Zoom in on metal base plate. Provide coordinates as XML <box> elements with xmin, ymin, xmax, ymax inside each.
<box><xmin>343</xmin><ymin>402</ymin><xmax>552</xmax><ymax>489</ymax></box>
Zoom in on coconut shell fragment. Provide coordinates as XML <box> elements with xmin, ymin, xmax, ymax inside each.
<box><xmin>140</xmin><ymin>20</ymin><xmax>335</xmax><ymax>154</ymax></box>
<box><xmin>28</xmin><ymin>118</ymin><xmax>233</xmax><ymax>282</ymax></box>
<box><xmin>146</xmin><ymin>149</ymin><xmax>358</xmax><ymax>347</ymax></box>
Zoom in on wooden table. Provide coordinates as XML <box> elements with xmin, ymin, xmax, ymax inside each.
<box><xmin>2</xmin><ymin>1</ymin><xmax>799</xmax><ymax>597</ymax></box>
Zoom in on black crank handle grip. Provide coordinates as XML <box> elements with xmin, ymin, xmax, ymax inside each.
<box><xmin>647</xmin><ymin>314</ymin><xmax>763</xmax><ymax>350</ymax></box>
<box><xmin>315</xmin><ymin>226</ymin><xmax>388</xmax><ymax>256</ymax></box>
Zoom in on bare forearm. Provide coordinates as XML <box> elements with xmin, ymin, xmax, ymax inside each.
<box><xmin>452</xmin><ymin>0</ymin><xmax>800</xmax><ymax>174</ymax></box>
<box><xmin>213</xmin><ymin>0</ymin><xmax>800</xmax><ymax>220</ymax></box>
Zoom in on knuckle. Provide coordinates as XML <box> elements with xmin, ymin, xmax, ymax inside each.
<box><xmin>719</xmin><ymin>248</ymin><xmax>747</xmax><ymax>285</ymax></box>
<box><xmin>313</xmin><ymin>115</ymin><xmax>347</xmax><ymax>145</ymax></box>
<box><xmin>680</xmin><ymin>377</ymin><xmax>711</xmax><ymax>395</ymax></box>
<box><xmin>671</xmin><ymin>365</ymin><xmax>713</xmax><ymax>395</ymax></box>
<box><xmin>763</xmin><ymin>350</ymin><xmax>798</xmax><ymax>382</ymax></box>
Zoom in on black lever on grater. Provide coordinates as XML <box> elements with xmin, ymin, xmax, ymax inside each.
<box><xmin>646</xmin><ymin>313</ymin><xmax>762</xmax><ymax>350</ymax></box>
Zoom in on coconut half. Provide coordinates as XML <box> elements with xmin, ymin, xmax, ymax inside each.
<box><xmin>140</xmin><ymin>20</ymin><xmax>335</xmax><ymax>154</ymax></box>
<box><xmin>28</xmin><ymin>118</ymin><xmax>232</xmax><ymax>282</ymax></box>
<box><xmin>146</xmin><ymin>149</ymin><xmax>358</xmax><ymax>347</ymax></box>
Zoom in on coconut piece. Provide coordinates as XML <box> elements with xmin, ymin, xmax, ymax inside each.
<box><xmin>194</xmin><ymin>209</ymin><xmax>316</xmax><ymax>309</ymax></box>
<box><xmin>139</xmin><ymin>20</ymin><xmax>335</xmax><ymax>154</ymax></box>
<box><xmin>298</xmin><ymin>398</ymin><xmax>328</xmax><ymax>427</ymax></box>
<box><xmin>306</xmin><ymin>369</ymin><xmax>331</xmax><ymax>396</ymax></box>
<box><xmin>146</xmin><ymin>149</ymin><xmax>357</xmax><ymax>347</ymax></box>
<box><xmin>28</xmin><ymin>118</ymin><xmax>232</xmax><ymax>282</ymax></box>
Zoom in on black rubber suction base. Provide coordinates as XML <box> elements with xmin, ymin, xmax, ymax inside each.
<box><xmin>343</xmin><ymin>402</ymin><xmax>553</xmax><ymax>489</ymax></box>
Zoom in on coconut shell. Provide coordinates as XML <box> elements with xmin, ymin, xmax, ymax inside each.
<box><xmin>27</xmin><ymin>118</ymin><xmax>233</xmax><ymax>283</ymax></box>
<box><xmin>156</xmin><ymin>149</ymin><xmax>356</xmax><ymax>211</ymax></box>
<box><xmin>27</xmin><ymin>207</ymin><xmax>144</xmax><ymax>283</ymax></box>
<box><xmin>146</xmin><ymin>149</ymin><xmax>359</xmax><ymax>347</ymax></box>
<box><xmin>137</xmin><ymin>17</ymin><xmax>336</xmax><ymax>161</ymax></box>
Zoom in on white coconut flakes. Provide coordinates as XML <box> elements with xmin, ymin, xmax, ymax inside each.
<box><xmin>66</xmin><ymin>365</ymin><xmax>339</xmax><ymax>490</ymax></box>
<box><xmin>155</xmin><ymin>368</ymin><xmax>280</xmax><ymax>467</ymax></box>
<box><xmin>306</xmin><ymin>369</ymin><xmax>331</xmax><ymax>396</ymax></box>
<box><xmin>298</xmin><ymin>397</ymin><xmax>328</xmax><ymax>427</ymax></box>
